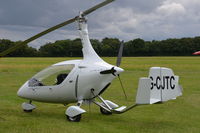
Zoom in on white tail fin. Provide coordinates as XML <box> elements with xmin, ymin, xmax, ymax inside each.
<box><xmin>136</xmin><ymin>67</ymin><xmax>182</xmax><ymax>104</ymax></box>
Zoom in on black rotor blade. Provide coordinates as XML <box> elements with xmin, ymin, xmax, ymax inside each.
<box><xmin>116</xmin><ymin>40</ymin><xmax>124</xmax><ymax>67</ymax></box>
<box><xmin>117</xmin><ymin>74</ymin><xmax>127</xmax><ymax>100</ymax></box>
<box><xmin>0</xmin><ymin>17</ymin><xmax>77</xmax><ymax>57</ymax></box>
<box><xmin>0</xmin><ymin>0</ymin><xmax>115</xmax><ymax>57</ymax></box>
<box><xmin>83</xmin><ymin>0</ymin><xmax>115</xmax><ymax>16</ymax></box>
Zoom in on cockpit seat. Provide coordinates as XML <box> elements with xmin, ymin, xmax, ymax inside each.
<box><xmin>56</xmin><ymin>73</ymin><xmax>68</xmax><ymax>85</ymax></box>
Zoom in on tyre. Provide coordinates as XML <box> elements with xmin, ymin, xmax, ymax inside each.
<box><xmin>100</xmin><ymin>107</ymin><xmax>112</xmax><ymax>115</ymax></box>
<box><xmin>66</xmin><ymin>114</ymin><xmax>81</xmax><ymax>122</ymax></box>
<box><xmin>23</xmin><ymin>109</ymin><xmax>32</xmax><ymax>112</ymax></box>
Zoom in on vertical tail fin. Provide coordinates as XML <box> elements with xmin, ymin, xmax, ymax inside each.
<box><xmin>136</xmin><ymin>67</ymin><xmax>182</xmax><ymax>104</ymax></box>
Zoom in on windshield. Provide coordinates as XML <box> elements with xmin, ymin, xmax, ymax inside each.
<box><xmin>29</xmin><ymin>64</ymin><xmax>75</xmax><ymax>87</ymax></box>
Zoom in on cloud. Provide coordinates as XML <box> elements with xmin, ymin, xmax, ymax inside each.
<box><xmin>0</xmin><ymin>0</ymin><xmax>200</xmax><ymax>48</ymax></box>
<box><xmin>156</xmin><ymin>2</ymin><xmax>186</xmax><ymax>16</ymax></box>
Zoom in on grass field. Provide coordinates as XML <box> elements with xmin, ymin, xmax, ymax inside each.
<box><xmin>0</xmin><ymin>57</ymin><xmax>200</xmax><ymax>133</ymax></box>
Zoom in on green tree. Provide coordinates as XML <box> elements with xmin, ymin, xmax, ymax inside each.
<box><xmin>0</xmin><ymin>39</ymin><xmax>37</xmax><ymax>57</ymax></box>
<box><xmin>125</xmin><ymin>38</ymin><xmax>145</xmax><ymax>56</ymax></box>
<box><xmin>101</xmin><ymin>38</ymin><xmax>120</xmax><ymax>56</ymax></box>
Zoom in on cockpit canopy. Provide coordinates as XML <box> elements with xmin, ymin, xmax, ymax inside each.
<box><xmin>28</xmin><ymin>64</ymin><xmax>75</xmax><ymax>87</ymax></box>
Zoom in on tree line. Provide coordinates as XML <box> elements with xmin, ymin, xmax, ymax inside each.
<box><xmin>1</xmin><ymin>36</ymin><xmax>200</xmax><ymax>57</ymax></box>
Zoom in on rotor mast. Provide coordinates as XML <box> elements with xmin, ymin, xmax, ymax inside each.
<box><xmin>77</xmin><ymin>15</ymin><xmax>103</xmax><ymax>62</ymax></box>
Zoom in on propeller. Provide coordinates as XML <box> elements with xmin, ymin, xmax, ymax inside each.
<box><xmin>0</xmin><ymin>0</ymin><xmax>115</xmax><ymax>57</ymax></box>
<box><xmin>100</xmin><ymin>67</ymin><xmax>116</xmax><ymax>76</ymax></box>
<box><xmin>116</xmin><ymin>40</ymin><xmax>124</xmax><ymax>67</ymax></box>
<box><xmin>100</xmin><ymin>40</ymin><xmax>124</xmax><ymax>76</ymax></box>
<box><xmin>100</xmin><ymin>41</ymin><xmax>127</xmax><ymax>99</ymax></box>
<box><xmin>116</xmin><ymin>41</ymin><xmax>127</xmax><ymax>100</ymax></box>
<box><xmin>117</xmin><ymin>74</ymin><xmax>127</xmax><ymax>100</ymax></box>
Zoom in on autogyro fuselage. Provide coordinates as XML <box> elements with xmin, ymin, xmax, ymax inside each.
<box><xmin>3</xmin><ymin>0</ymin><xmax>182</xmax><ymax>122</ymax></box>
<box><xmin>17</xmin><ymin>17</ymin><xmax>124</xmax><ymax>104</ymax></box>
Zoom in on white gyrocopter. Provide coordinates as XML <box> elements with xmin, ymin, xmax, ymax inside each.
<box><xmin>0</xmin><ymin>0</ymin><xmax>183</xmax><ymax>122</ymax></box>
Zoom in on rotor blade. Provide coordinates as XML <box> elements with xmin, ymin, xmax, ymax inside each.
<box><xmin>83</xmin><ymin>0</ymin><xmax>115</xmax><ymax>16</ymax></box>
<box><xmin>0</xmin><ymin>0</ymin><xmax>115</xmax><ymax>57</ymax></box>
<box><xmin>0</xmin><ymin>17</ymin><xmax>77</xmax><ymax>57</ymax></box>
<box><xmin>117</xmin><ymin>74</ymin><xmax>127</xmax><ymax>100</ymax></box>
<box><xmin>116</xmin><ymin>40</ymin><xmax>124</xmax><ymax>67</ymax></box>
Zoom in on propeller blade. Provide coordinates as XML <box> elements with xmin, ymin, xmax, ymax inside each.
<box><xmin>83</xmin><ymin>0</ymin><xmax>115</xmax><ymax>16</ymax></box>
<box><xmin>116</xmin><ymin>40</ymin><xmax>124</xmax><ymax>67</ymax></box>
<box><xmin>100</xmin><ymin>67</ymin><xmax>116</xmax><ymax>76</ymax></box>
<box><xmin>117</xmin><ymin>74</ymin><xmax>127</xmax><ymax>100</ymax></box>
<box><xmin>0</xmin><ymin>0</ymin><xmax>115</xmax><ymax>57</ymax></box>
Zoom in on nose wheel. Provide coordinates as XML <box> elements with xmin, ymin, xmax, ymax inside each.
<box><xmin>65</xmin><ymin>101</ymin><xmax>86</xmax><ymax>122</ymax></box>
<box><xmin>66</xmin><ymin>114</ymin><xmax>82</xmax><ymax>122</ymax></box>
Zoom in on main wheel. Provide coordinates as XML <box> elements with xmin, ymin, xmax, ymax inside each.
<box><xmin>23</xmin><ymin>109</ymin><xmax>33</xmax><ymax>113</ymax></box>
<box><xmin>100</xmin><ymin>107</ymin><xmax>112</xmax><ymax>115</ymax></box>
<box><xmin>66</xmin><ymin>114</ymin><xmax>81</xmax><ymax>122</ymax></box>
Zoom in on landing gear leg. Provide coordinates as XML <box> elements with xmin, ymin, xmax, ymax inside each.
<box><xmin>90</xmin><ymin>89</ymin><xmax>113</xmax><ymax>115</ymax></box>
<box><xmin>22</xmin><ymin>100</ymin><xmax>36</xmax><ymax>112</ymax></box>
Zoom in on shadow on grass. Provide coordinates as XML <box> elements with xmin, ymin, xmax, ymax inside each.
<box><xmin>84</xmin><ymin>111</ymin><xmax>178</xmax><ymax>129</ymax></box>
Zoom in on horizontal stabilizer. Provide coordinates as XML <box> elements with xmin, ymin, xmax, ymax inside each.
<box><xmin>136</xmin><ymin>67</ymin><xmax>182</xmax><ymax>104</ymax></box>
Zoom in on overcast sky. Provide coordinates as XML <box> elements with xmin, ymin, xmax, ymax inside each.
<box><xmin>0</xmin><ymin>0</ymin><xmax>200</xmax><ymax>48</ymax></box>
